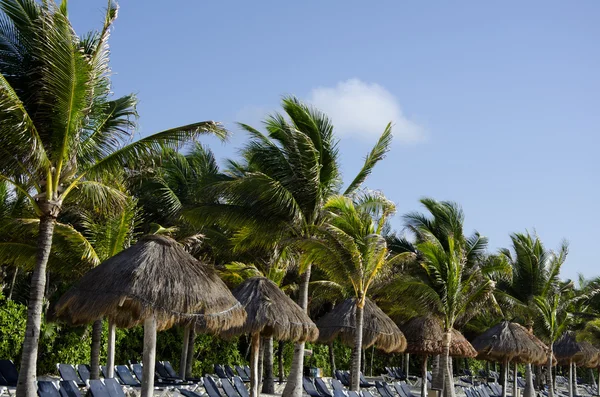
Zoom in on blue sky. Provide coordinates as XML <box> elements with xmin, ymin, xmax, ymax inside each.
<box><xmin>69</xmin><ymin>1</ymin><xmax>599</xmax><ymax>280</ymax></box>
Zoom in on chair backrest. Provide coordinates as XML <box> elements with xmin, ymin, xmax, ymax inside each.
<box><xmin>162</xmin><ymin>361</ymin><xmax>179</xmax><ymax>378</ymax></box>
<box><xmin>204</xmin><ymin>376</ymin><xmax>223</xmax><ymax>397</ymax></box>
<box><xmin>155</xmin><ymin>362</ymin><xmax>172</xmax><ymax>379</ymax></box>
<box><xmin>333</xmin><ymin>390</ymin><xmax>346</xmax><ymax>397</ymax></box>
<box><xmin>214</xmin><ymin>364</ymin><xmax>228</xmax><ymax>379</ymax></box>
<box><xmin>77</xmin><ymin>365</ymin><xmax>91</xmax><ymax>383</ymax></box>
<box><xmin>375</xmin><ymin>381</ymin><xmax>394</xmax><ymax>397</ymax></box>
<box><xmin>58</xmin><ymin>364</ymin><xmax>85</xmax><ymax>387</ymax></box>
<box><xmin>303</xmin><ymin>377</ymin><xmax>321</xmax><ymax>397</ymax></box>
<box><xmin>0</xmin><ymin>372</ymin><xmax>7</xmax><ymax>387</ymax></box>
<box><xmin>332</xmin><ymin>379</ymin><xmax>345</xmax><ymax>391</ymax></box>
<box><xmin>38</xmin><ymin>381</ymin><xmax>61</xmax><ymax>397</ymax></box>
<box><xmin>315</xmin><ymin>377</ymin><xmax>333</xmax><ymax>397</ymax></box>
<box><xmin>115</xmin><ymin>365</ymin><xmax>140</xmax><ymax>387</ymax></box>
<box><xmin>59</xmin><ymin>380</ymin><xmax>82</xmax><ymax>397</ymax></box>
<box><xmin>221</xmin><ymin>378</ymin><xmax>241</xmax><ymax>397</ymax></box>
<box><xmin>348</xmin><ymin>392</ymin><xmax>361</xmax><ymax>397</ymax></box>
<box><xmin>362</xmin><ymin>391</ymin><xmax>376</xmax><ymax>397</ymax></box>
<box><xmin>131</xmin><ymin>364</ymin><xmax>144</xmax><ymax>382</ymax></box>
<box><xmin>104</xmin><ymin>378</ymin><xmax>126</xmax><ymax>397</ymax></box>
<box><xmin>89</xmin><ymin>380</ymin><xmax>110</xmax><ymax>397</ymax></box>
<box><xmin>394</xmin><ymin>382</ymin><xmax>408</xmax><ymax>397</ymax></box>
<box><xmin>225</xmin><ymin>365</ymin><xmax>236</xmax><ymax>379</ymax></box>
<box><xmin>234</xmin><ymin>366</ymin><xmax>248</xmax><ymax>381</ymax></box>
<box><xmin>233</xmin><ymin>376</ymin><xmax>249</xmax><ymax>397</ymax></box>
<box><xmin>401</xmin><ymin>383</ymin><xmax>415</xmax><ymax>397</ymax></box>
<box><xmin>0</xmin><ymin>360</ymin><xmax>19</xmax><ymax>386</ymax></box>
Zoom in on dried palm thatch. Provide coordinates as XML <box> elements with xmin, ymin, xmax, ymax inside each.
<box><xmin>317</xmin><ymin>297</ymin><xmax>406</xmax><ymax>353</ymax></box>
<box><xmin>554</xmin><ymin>332</ymin><xmax>584</xmax><ymax>365</ymax></box>
<box><xmin>400</xmin><ymin>316</ymin><xmax>477</xmax><ymax>358</ymax></box>
<box><xmin>513</xmin><ymin>330</ymin><xmax>552</xmax><ymax>366</ymax></box>
<box><xmin>578</xmin><ymin>341</ymin><xmax>600</xmax><ymax>368</ymax></box>
<box><xmin>55</xmin><ymin>235</ymin><xmax>246</xmax><ymax>332</ymax></box>
<box><xmin>223</xmin><ymin>277</ymin><xmax>318</xmax><ymax>342</ymax></box>
<box><xmin>470</xmin><ymin>321</ymin><xmax>546</xmax><ymax>363</ymax></box>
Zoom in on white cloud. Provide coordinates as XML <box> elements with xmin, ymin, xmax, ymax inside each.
<box><xmin>307</xmin><ymin>79</ymin><xmax>426</xmax><ymax>144</ymax></box>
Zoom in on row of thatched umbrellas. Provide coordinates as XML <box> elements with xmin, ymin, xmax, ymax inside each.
<box><xmin>53</xmin><ymin>235</ymin><xmax>600</xmax><ymax>397</ymax></box>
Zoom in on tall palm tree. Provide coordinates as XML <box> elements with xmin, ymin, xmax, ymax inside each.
<box><xmin>387</xmin><ymin>199</ymin><xmax>503</xmax><ymax>397</ymax></box>
<box><xmin>186</xmin><ymin>97</ymin><xmax>393</xmax><ymax>397</ymax></box>
<box><xmin>0</xmin><ymin>2</ymin><xmax>226</xmax><ymax>395</ymax></box>
<box><xmin>496</xmin><ymin>232</ymin><xmax>569</xmax><ymax>397</ymax></box>
<box><xmin>300</xmin><ymin>192</ymin><xmax>411</xmax><ymax>390</ymax></box>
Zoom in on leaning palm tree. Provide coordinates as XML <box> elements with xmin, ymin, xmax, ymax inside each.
<box><xmin>387</xmin><ymin>199</ymin><xmax>503</xmax><ymax>397</ymax></box>
<box><xmin>185</xmin><ymin>98</ymin><xmax>393</xmax><ymax>397</ymax></box>
<box><xmin>0</xmin><ymin>2</ymin><xmax>227</xmax><ymax>395</ymax></box>
<box><xmin>496</xmin><ymin>232</ymin><xmax>569</xmax><ymax>397</ymax></box>
<box><xmin>300</xmin><ymin>192</ymin><xmax>411</xmax><ymax>390</ymax></box>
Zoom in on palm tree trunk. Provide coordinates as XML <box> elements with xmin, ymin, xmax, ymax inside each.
<box><xmin>350</xmin><ymin>301</ymin><xmax>365</xmax><ymax>391</ymax></box>
<box><xmin>141</xmin><ymin>315</ymin><xmax>157</xmax><ymax>397</ymax></box>
<box><xmin>16</xmin><ymin>216</ymin><xmax>55</xmax><ymax>397</ymax></box>
<box><xmin>90</xmin><ymin>319</ymin><xmax>103</xmax><ymax>380</ymax></box>
<box><xmin>513</xmin><ymin>362</ymin><xmax>518</xmax><ymax>397</ymax></box>
<box><xmin>569</xmin><ymin>361</ymin><xmax>573</xmax><ymax>397</ymax></box>
<box><xmin>370</xmin><ymin>345</ymin><xmax>375</xmax><ymax>377</ymax></box>
<box><xmin>547</xmin><ymin>349</ymin><xmax>554</xmax><ymax>397</ymax></box>
<box><xmin>180</xmin><ymin>325</ymin><xmax>191</xmax><ymax>379</ymax></box>
<box><xmin>525</xmin><ymin>363</ymin><xmax>535</xmax><ymax>397</ymax></box>
<box><xmin>258</xmin><ymin>338</ymin><xmax>264</xmax><ymax>391</ymax></box>
<box><xmin>262</xmin><ymin>336</ymin><xmax>275</xmax><ymax>394</ymax></box>
<box><xmin>250</xmin><ymin>333</ymin><xmax>261</xmax><ymax>397</ymax></box>
<box><xmin>185</xmin><ymin>326</ymin><xmax>196</xmax><ymax>378</ymax></box>
<box><xmin>282</xmin><ymin>264</ymin><xmax>311</xmax><ymax>397</ymax></box>
<box><xmin>278</xmin><ymin>341</ymin><xmax>285</xmax><ymax>383</ymax></box>
<box><xmin>329</xmin><ymin>342</ymin><xmax>336</xmax><ymax>377</ymax></box>
<box><xmin>588</xmin><ymin>368</ymin><xmax>595</xmax><ymax>392</ymax></box>
<box><xmin>421</xmin><ymin>356</ymin><xmax>428</xmax><ymax>397</ymax></box>
<box><xmin>7</xmin><ymin>267</ymin><xmax>18</xmax><ymax>300</ymax></box>
<box><xmin>432</xmin><ymin>355</ymin><xmax>443</xmax><ymax>389</ymax></box>
<box><xmin>107</xmin><ymin>321</ymin><xmax>116</xmax><ymax>378</ymax></box>
<box><xmin>440</xmin><ymin>331</ymin><xmax>455</xmax><ymax>397</ymax></box>
<box><xmin>502</xmin><ymin>359</ymin><xmax>508</xmax><ymax>397</ymax></box>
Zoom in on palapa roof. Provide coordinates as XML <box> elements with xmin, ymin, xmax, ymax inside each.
<box><xmin>554</xmin><ymin>332</ymin><xmax>584</xmax><ymax>364</ymax></box>
<box><xmin>223</xmin><ymin>277</ymin><xmax>318</xmax><ymax>342</ymax></box>
<box><xmin>400</xmin><ymin>316</ymin><xmax>477</xmax><ymax>358</ymax></box>
<box><xmin>54</xmin><ymin>235</ymin><xmax>246</xmax><ymax>331</ymax></box>
<box><xmin>316</xmin><ymin>297</ymin><xmax>407</xmax><ymax>353</ymax></box>
<box><xmin>470</xmin><ymin>321</ymin><xmax>547</xmax><ymax>363</ymax></box>
<box><xmin>578</xmin><ymin>341</ymin><xmax>600</xmax><ymax>368</ymax></box>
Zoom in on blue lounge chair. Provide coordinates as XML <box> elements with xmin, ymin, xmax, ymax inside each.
<box><xmin>225</xmin><ymin>366</ymin><xmax>236</xmax><ymax>379</ymax></box>
<box><xmin>104</xmin><ymin>378</ymin><xmax>126</xmax><ymax>397</ymax></box>
<box><xmin>58</xmin><ymin>380</ymin><xmax>82</xmax><ymax>397</ymax></box>
<box><xmin>360</xmin><ymin>372</ymin><xmax>375</xmax><ymax>387</ymax></box>
<box><xmin>221</xmin><ymin>378</ymin><xmax>241</xmax><ymax>397</ymax></box>
<box><xmin>38</xmin><ymin>381</ymin><xmax>61</xmax><ymax>397</ymax></box>
<box><xmin>401</xmin><ymin>383</ymin><xmax>418</xmax><ymax>397</ymax></box>
<box><xmin>333</xmin><ymin>391</ymin><xmax>346</xmax><ymax>397</ymax></box>
<box><xmin>234</xmin><ymin>366</ymin><xmax>249</xmax><ymax>382</ymax></box>
<box><xmin>0</xmin><ymin>360</ymin><xmax>19</xmax><ymax>387</ymax></box>
<box><xmin>77</xmin><ymin>365</ymin><xmax>91</xmax><ymax>384</ymax></box>
<box><xmin>89</xmin><ymin>380</ymin><xmax>110</xmax><ymax>397</ymax></box>
<box><xmin>214</xmin><ymin>364</ymin><xmax>229</xmax><ymax>379</ymax></box>
<box><xmin>362</xmin><ymin>391</ymin><xmax>376</xmax><ymax>397</ymax></box>
<box><xmin>348</xmin><ymin>392</ymin><xmax>361</xmax><ymax>397</ymax></box>
<box><xmin>375</xmin><ymin>381</ymin><xmax>395</xmax><ymax>397</ymax></box>
<box><xmin>57</xmin><ymin>364</ymin><xmax>85</xmax><ymax>388</ymax></box>
<box><xmin>332</xmin><ymin>379</ymin><xmax>345</xmax><ymax>392</ymax></box>
<box><xmin>179</xmin><ymin>390</ymin><xmax>204</xmax><ymax>397</ymax></box>
<box><xmin>115</xmin><ymin>365</ymin><xmax>140</xmax><ymax>387</ymax></box>
<box><xmin>233</xmin><ymin>376</ymin><xmax>249</xmax><ymax>397</ymax></box>
<box><xmin>203</xmin><ymin>376</ymin><xmax>223</xmax><ymax>397</ymax></box>
<box><xmin>303</xmin><ymin>377</ymin><xmax>322</xmax><ymax>397</ymax></box>
<box><xmin>163</xmin><ymin>361</ymin><xmax>201</xmax><ymax>382</ymax></box>
<box><xmin>315</xmin><ymin>377</ymin><xmax>333</xmax><ymax>397</ymax></box>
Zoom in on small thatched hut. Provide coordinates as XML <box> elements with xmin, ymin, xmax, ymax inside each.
<box><xmin>471</xmin><ymin>321</ymin><xmax>547</xmax><ymax>397</ymax></box>
<box><xmin>226</xmin><ymin>277</ymin><xmax>318</xmax><ymax>397</ymax></box>
<box><xmin>401</xmin><ymin>316</ymin><xmax>477</xmax><ymax>397</ymax></box>
<box><xmin>55</xmin><ymin>235</ymin><xmax>246</xmax><ymax>397</ymax></box>
<box><xmin>317</xmin><ymin>297</ymin><xmax>407</xmax><ymax>353</ymax></box>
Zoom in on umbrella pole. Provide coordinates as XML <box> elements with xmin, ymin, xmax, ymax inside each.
<box><xmin>107</xmin><ymin>320</ymin><xmax>116</xmax><ymax>378</ymax></box>
<box><xmin>406</xmin><ymin>353</ymin><xmax>410</xmax><ymax>379</ymax></box>
<box><xmin>502</xmin><ymin>359</ymin><xmax>508</xmax><ymax>397</ymax></box>
<box><xmin>180</xmin><ymin>324</ymin><xmax>190</xmax><ymax>380</ymax></box>
<box><xmin>421</xmin><ymin>355</ymin><xmax>428</xmax><ymax>397</ymax></box>
<box><xmin>513</xmin><ymin>362</ymin><xmax>518</xmax><ymax>397</ymax></box>
<box><xmin>141</xmin><ymin>315</ymin><xmax>157</xmax><ymax>397</ymax></box>
<box><xmin>250</xmin><ymin>332</ymin><xmax>261</xmax><ymax>397</ymax></box>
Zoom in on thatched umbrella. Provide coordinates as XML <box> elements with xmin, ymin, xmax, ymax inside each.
<box><xmin>554</xmin><ymin>332</ymin><xmax>586</xmax><ymax>397</ymax></box>
<box><xmin>317</xmin><ymin>297</ymin><xmax>407</xmax><ymax>353</ymax></box>
<box><xmin>225</xmin><ymin>277</ymin><xmax>318</xmax><ymax>397</ymax></box>
<box><xmin>401</xmin><ymin>316</ymin><xmax>477</xmax><ymax>396</ymax></box>
<box><xmin>55</xmin><ymin>235</ymin><xmax>246</xmax><ymax>397</ymax></box>
<box><xmin>471</xmin><ymin>321</ymin><xmax>547</xmax><ymax>397</ymax></box>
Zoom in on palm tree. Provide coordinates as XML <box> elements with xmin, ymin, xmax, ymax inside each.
<box><xmin>0</xmin><ymin>2</ymin><xmax>227</xmax><ymax>395</ymax></box>
<box><xmin>496</xmin><ymin>232</ymin><xmax>569</xmax><ymax>397</ymax></box>
<box><xmin>387</xmin><ymin>199</ymin><xmax>503</xmax><ymax>397</ymax></box>
<box><xmin>300</xmin><ymin>192</ymin><xmax>411</xmax><ymax>390</ymax></box>
<box><xmin>186</xmin><ymin>97</ymin><xmax>393</xmax><ymax>397</ymax></box>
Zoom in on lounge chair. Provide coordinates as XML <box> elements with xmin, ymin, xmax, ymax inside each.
<box><xmin>335</xmin><ymin>370</ymin><xmax>350</xmax><ymax>387</ymax></box>
<box><xmin>38</xmin><ymin>381</ymin><xmax>61</xmax><ymax>397</ymax></box>
<box><xmin>234</xmin><ymin>366</ymin><xmax>249</xmax><ymax>382</ymax></box>
<box><xmin>203</xmin><ymin>376</ymin><xmax>223</xmax><ymax>397</ymax></box>
<box><xmin>178</xmin><ymin>390</ymin><xmax>204</xmax><ymax>397</ymax></box>
<box><xmin>362</xmin><ymin>391</ymin><xmax>376</xmax><ymax>397</ymax></box>
<box><xmin>224</xmin><ymin>366</ymin><xmax>236</xmax><ymax>379</ymax></box>
<box><xmin>401</xmin><ymin>383</ymin><xmax>419</xmax><ymax>397</ymax></box>
<box><xmin>332</xmin><ymin>379</ymin><xmax>345</xmax><ymax>392</ymax></box>
<box><xmin>104</xmin><ymin>379</ymin><xmax>126</xmax><ymax>397</ymax></box>
<box><xmin>214</xmin><ymin>364</ymin><xmax>229</xmax><ymax>379</ymax></box>
<box><xmin>100</xmin><ymin>366</ymin><xmax>117</xmax><ymax>380</ymax></box>
<box><xmin>0</xmin><ymin>360</ymin><xmax>19</xmax><ymax>387</ymax></box>
<box><xmin>360</xmin><ymin>372</ymin><xmax>375</xmax><ymax>387</ymax></box>
<box><xmin>315</xmin><ymin>377</ymin><xmax>333</xmax><ymax>397</ymax></box>
<box><xmin>131</xmin><ymin>364</ymin><xmax>144</xmax><ymax>383</ymax></box>
<box><xmin>77</xmin><ymin>365</ymin><xmax>91</xmax><ymax>384</ymax></box>
<box><xmin>233</xmin><ymin>376</ymin><xmax>249</xmax><ymax>397</ymax></box>
<box><xmin>394</xmin><ymin>382</ymin><xmax>408</xmax><ymax>397</ymax></box>
<box><xmin>162</xmin><ymin>361</ymin><xmax>202</xmax><ymax>383</ymax></box>
<box><xmin>59</xmin><ymin>380</ymin><xmax>82</xmax><ymax>397</ymax></box>
<box><xmin>375</xmin><ymin>381</ymin><xmax>395</xmax><ymax>397</ymax></box>
<box><xmin>115</xmin><ymin>365</ymin><xmax>140</xmax><ymax>387</ymax></box>
<box><xmin>333</xmin><ymin>391</ymin><xmax>346</xmax><ymax>397</ymax></box>
<box><xmin>58</xmin><ymin>364</ymin><xmax>86</xmax><ymax>387</ymax></box>
<box><xmin>155</xmin><ymin>362</ymin><xmax>183</xmax><ymax>383</ymax></box>
<box><xmin>348</xmin><ymin>392</ymin><xmax>361</xmax><ymax>397</ymax></box>
<box><xmin>221</xmin><ymin>378</ymin><xmax>241</xmax><ymax>397</ymax></box>
<box><xmin>303</xmin><ymin>377</ymin><xmax>322</xmax><ymax>397</ymax></box>
<box><xmin>89</xmin><ymin>380</ymin><xmax>109</xmax><ymax>397</ymax></box>
<box><xmin>243</xmin><ymin>366</ymin><xmax>251</xmax><ymax>379</ymax></box>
